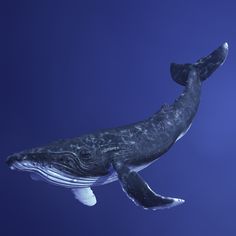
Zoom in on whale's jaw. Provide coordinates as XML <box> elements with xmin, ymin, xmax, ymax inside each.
<box><xmin>6</xmin><ymin>151</ymin><xmax>95</xmax><ymax>188</ymax></box>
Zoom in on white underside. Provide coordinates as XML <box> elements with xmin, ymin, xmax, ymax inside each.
<box><xmin>71</xmin><ymin>162</ymin><xmax>151</xmax><ymax>206</ymax></box>
<box><xmin>72</xmin><ymin>188</ymin><xmax>97</xmax><ymax>206</ymax></box>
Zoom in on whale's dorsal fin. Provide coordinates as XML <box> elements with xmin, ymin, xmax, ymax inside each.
<box><xmin>112</xmin><ymin>161</ymin><xmax>184</xmax><ymax>210</ymax></box>
<box><xmin>72</xmin><ymin>187</ymin><xmax>97</xmax><ymax>206</ymax></box>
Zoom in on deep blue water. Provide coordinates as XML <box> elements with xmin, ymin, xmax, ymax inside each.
<box><xmin>1</xmin><ymin>1</ymin><xmax>236</xmax><ymax>235</ymax></box>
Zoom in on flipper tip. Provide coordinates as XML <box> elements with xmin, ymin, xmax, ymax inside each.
<box><xmin>72</xmin><ymin>188</ymin><xmax>97</xmax><ymax>207</ymax></box>
<box><xmin>152</xmin><ymin>197</ymin><xmax>185</xmax><ymax>210</ymax></box>
<box><xmin>169</xmin><ymin>197</ymin><xmax>185</xmax><ymax>207</ymax></box>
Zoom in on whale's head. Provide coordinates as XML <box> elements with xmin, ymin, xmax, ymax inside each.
<box><xmin>6</xmin><ymin>150</ymin><xmax>87</xmax><ymax>187</ymax></box>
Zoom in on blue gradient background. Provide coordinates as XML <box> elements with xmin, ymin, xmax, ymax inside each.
<box><xmin>1</xmin><ymin>1</ymin><xmax>236</xmax><ymax>235</ymax></box>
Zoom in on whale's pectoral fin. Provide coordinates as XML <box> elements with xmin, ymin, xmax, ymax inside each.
<box><xmin>72</xmin><ymin>187</ymin><xmax>97</xmax><ymax>207</ymax></box>
<box><xmin>113</xmin><ymin>161</ymin><xmax>184</xmax><ymax>210</ymax></box>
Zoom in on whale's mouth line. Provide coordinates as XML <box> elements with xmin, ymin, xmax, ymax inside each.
<box><xmin>11</xmin><ymin>161</ymin><xmax>94</xmax><ymax>188</ymax></box>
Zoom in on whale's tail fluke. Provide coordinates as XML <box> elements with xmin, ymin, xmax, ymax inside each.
<box><xmin>170</xmin><ymin>42</ymin><xmax>229</xmax><ymax>86</ymax></box>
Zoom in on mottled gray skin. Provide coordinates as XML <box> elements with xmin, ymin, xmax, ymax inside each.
<box><xmin>6</xmin><ymin>42</ymin><xmax>228</xmax><ymax>209</ymax></box>
<box><xmin>7</xmin><ymin>75</ymin><xmax>200</xmax><ymax>181</ymax></box>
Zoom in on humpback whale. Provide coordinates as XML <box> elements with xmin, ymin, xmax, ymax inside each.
<box><xmin>6</xmin><ymin>43</ymin><xmax>228</xmax><ymax>210</ymax></box>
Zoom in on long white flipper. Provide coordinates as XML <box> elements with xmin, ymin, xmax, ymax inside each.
<box><xmin>72</xmin><ymin>188</ymin><xmax>97</xmax><ymax>206</ymax></box>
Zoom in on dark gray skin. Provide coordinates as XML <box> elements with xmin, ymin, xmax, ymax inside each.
<box><xmin>6</xmin><ymin>42</ymin><xmax>228</xmax><ymax>210</ymax></box>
